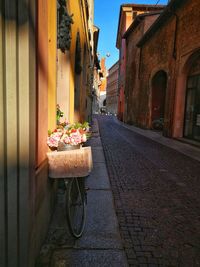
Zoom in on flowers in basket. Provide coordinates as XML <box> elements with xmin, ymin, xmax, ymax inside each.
<box><xmin>47</xmin><ymin>121</ymin><xmax>91</xmax><ymax>150</ymax></box>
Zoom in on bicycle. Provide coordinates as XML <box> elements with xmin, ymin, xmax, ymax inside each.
<box><xmin>47</xmin><ymin>146</ymin><xmax>92</xmax><ymax>238</ymax></box>
<box><xmin>64</xmin><ymin>177</ymin><xmax>86</xmax><ymax>238</ymax></box>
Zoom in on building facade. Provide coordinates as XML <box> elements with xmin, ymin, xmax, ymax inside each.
<box><xmin>124</xmin><ymin>12</ymin><xmax>162</xmax><ymax>124</ymax></box>
<box><xmin>125</xmin><ymin>0</ymin><xmax>200</xmax><ymax>142</ymax></box>
<box><xmin>92</xmin><ymin>26</ymin><xmax>101</xmax><ymax>114</ymax></box>
<box><xmin>106</xmin><ymin>61</ymin><xmax>119</xmax><ymax>115</ymax></box>
<box><xmin>116</xmin><ymin>4</ymin><xmax>165</xmax><ymax>121</ymax></box>
<box><xmin>99</xmin><ymin>57</ymin><xmax>108</xmax><ymax>111</ymax></box>
<box><xmin>0</xmin><ymin>1</ymin><xmax>95</xmax><ymax>266</ymax></box>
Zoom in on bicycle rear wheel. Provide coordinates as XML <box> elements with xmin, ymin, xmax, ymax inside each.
<box><xmin>65</xmin><ymin>178</ymin><xmax>86</xmax><ymax>238</ymax></box>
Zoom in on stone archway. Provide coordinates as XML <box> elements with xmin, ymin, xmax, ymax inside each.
<box><xmin>151</xmin><ymin>71</ymin><xmax>167</xmax><ymax>130</ymax></box>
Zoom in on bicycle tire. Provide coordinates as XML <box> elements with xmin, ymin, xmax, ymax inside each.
<box><xmin>65</xmin><ymin>178</ymin><xmax>86</xmax><ymax>238</ymax></box>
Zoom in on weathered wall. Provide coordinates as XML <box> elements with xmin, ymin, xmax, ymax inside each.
<box><xmin>57</xmin><ymin>50</ymin><xmax>71</xmax><ymax>122</ymax></box>
<box><xmin>118</xmin><ymin>8</ymin><xmax>133</xmax><ymax>121</ymax></box>
<box><xmin>125</xmin><ymin>14</ymin><xmax>160</xmax><ymax>125</ymax></box>
<box><xmin>107</xmin><ymin>61</ymin><xmax>119</xmax><ymax>115</ymax></box>
<box><xmin>117</xmin><ymin>5</ymin><xmax>165</xmax><ymax>122</ymax></box>
<box><xmin>0</xmin><ymin>0</ymin><xmax>95</xmax><ymax>266</ymax></box>
<box><xmin>125</xmin><ymin>21</ymin><xmax>144</xmax><ymax>124</ymax></box>
<box><xmin>0</xmin><ymin>1</ymin><xmax>57</xmax><ymax>266</ymax></box>
<box><xmin>172</xmin><ymin>0</ymin><xmax>200</xmax><ymax>138</ymax></box>
<box><xmin>67</xmin><ymin>0</ymin><xmax>93</xmax><ymax>123</ymax></box>
<box><xmin>132</xmin><ymin>0</ymin><xmax>200</xmax><ymax>138</ymax></box>
<box><xmin>139</xmin><ymin>16</ymin><xmax>175</xmax><ymax>131</ymax></box>
<box><xmin>0</xmin><ymin>0</ymin><xmax>37</xmax><ymax>266</ymax></box>
<box><xmin>31</xmin><ymin>1</ymin><xmax>58</xmax><ymax>266</ymax></box>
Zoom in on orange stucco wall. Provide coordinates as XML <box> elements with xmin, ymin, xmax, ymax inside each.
<box><xmin>48</xmin><ymin>0</ymin><xmax>57</xmax><ymax>130</ymax></box>
<box><xmin>37</xmin><ymin>0</ymin><xmax>49</xmax><ymax>166</ymax></box>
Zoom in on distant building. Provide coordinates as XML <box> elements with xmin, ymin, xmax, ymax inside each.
<box><xmin>99</xmin><ymin>57</ymin><xmax>108</xmax><ymax>111</ymax></box>
<box><xmin>106</xmin><ymin>61</ymin><xmax>119</xmax><ymax>115</ymax></box>
<box><xmin>92</xmin><ymin>26</ymin><xmax>101</xmax><ymax>114</ymax></box>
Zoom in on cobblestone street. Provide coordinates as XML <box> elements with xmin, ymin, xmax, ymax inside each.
<box><xmin>97</xmin><ymin>115</ymin><xmax>200</xmax><ymax>267</ymax></box>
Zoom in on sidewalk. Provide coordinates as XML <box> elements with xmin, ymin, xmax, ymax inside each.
<box><xmin>36</xmin><ymin>118</ymin><xmax>128</xmax><ymax>267</ymax></box>
<box><xmin>115</xmin><ymin>117</ymin><xmax>200</xmax><ymax>162</ymax></box>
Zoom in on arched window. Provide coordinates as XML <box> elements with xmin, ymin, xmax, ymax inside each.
<box><xmin>184</xmin><ymin>55</ymin><xmax>200</xmax><ymax>141</ymax></box>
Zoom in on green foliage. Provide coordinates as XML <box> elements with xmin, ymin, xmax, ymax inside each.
<box><xmin>68</xmin><ymin>121</ymin><xmax>89</xmax><ymax>130</ymax></box>
<box><xmin>56</xmin><ymin>104</ymin><xmax>64</xmax><ymax>125</ymax></box>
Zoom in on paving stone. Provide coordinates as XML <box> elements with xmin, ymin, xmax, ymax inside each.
<box><xmin>91</xmin><ymin>147</ymin><xmax>106</xmax><ymax>163</ymax></box>
<box><xmin>76</xmin><ymin>190</ymin><xmax>122</xmax><ymax>249</ymax></box>
<box><xmin>36</xmin><ymin>117</ymin><xmax>129</xmax><ymax>266</ymax></box>
<box><xmin>97</xmin><ymin>115</ymin><xmax>200</xmax><ymax>266</ymax></box>
<box><xmin>51</xmin><ymin>249</ymin><xmax>129</xmax><ymax>267</ymax></box>
<box><xmin>85</xmin><ymin>162</ymin><xmax>110</xmax><ymax>190</ymax></box>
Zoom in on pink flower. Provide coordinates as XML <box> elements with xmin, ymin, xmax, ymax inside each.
<box><xmin>47</xmin><ymin>122</ymin><xmax>90</xmax><ymax>149</ymax></box>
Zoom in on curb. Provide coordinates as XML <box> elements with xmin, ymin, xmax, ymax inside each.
<box><xmin>114</xmin><ymin>116</ymin><xmax>200</xmax><ymax>163</ymax></box>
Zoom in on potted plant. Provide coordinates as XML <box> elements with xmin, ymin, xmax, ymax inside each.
<box><xmin>47</xmin><ymin>121</ymin><xmax>91</xmax><ymax>151</ymax></box>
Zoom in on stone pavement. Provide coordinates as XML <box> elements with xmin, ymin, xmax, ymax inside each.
<box><xmin>36</xmin><ymin>118</ymin><xmax>128</xmax><ymax>267</ymax></box>
<box><xmin>115</xmin><ymin>117</ymin><xmax>200</xmax><ymax>163</ymax></box>
<box><xmin>97</xmin><ymin>115</ymin><xmax>200</xmax><ymax>267</ymax></box>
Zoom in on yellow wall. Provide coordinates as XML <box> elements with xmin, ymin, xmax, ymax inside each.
<box><xmin>48</xmin><ymin>0</ymin><xmax>57</xmax><ymax>130</ymax></box>
<box><xmin>56</xmin><ymin>0</ymin><xmax>93</xmax><ymax>124</ymax></box>
<box><xmin>67</xmin><ymin>0</ymin><xmax>91</xmax><ymax>123</ymax></box>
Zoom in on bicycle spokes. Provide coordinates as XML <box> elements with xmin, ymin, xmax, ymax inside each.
<box><xmin>66</xmin><ymin>178</ymin><xmax>86</xmax><ymax>238</ymax></box>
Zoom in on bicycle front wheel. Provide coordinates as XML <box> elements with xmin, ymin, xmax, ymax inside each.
<box><xmin>66</xmin><ymin>178</ymin><xmax>86</xmax><ymax>238</ymax></box>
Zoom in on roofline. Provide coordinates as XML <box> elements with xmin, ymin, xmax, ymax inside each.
<box><xmin>123</xmin><ymin>11</ymin><xmax>162</xmax><ymax>39</ymax></box>
<box><xmin>116</xmin><ymin>4</ymin><xmax>165</xmax><ymax>49</ymax></box>
<box><xmin>137</xmin><ymin>0</ymin><xmax>188</xmax><ymax>47</ymax></box>
<box><xmin>93</xmin><ymin>25</ymin><xmax>100</xmax><ymax>31</ymax></box>
<box><xmin>120</xmin><ymin>3</ymin><xmax>165</xmax><ymax>8</ymax></box>
<box><xmin>93</xmin><ymin>25</ymin><xmax>100</xmax><ymax>53</ymax></box>
<box><xmin>108</xmin><ymin>60</ymin><xmax>119</xmax><ymax>71</ymax></box>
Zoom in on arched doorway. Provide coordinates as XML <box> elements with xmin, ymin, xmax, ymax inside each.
<box><xmin>184</xmin><ymin>55</ymin><xmax>200</xmax><ymax>141</ymax></box>
<box><xmin>151</xmin><ymin>71</ymin><xmax>167</xmax><ymax>130</ymax></box>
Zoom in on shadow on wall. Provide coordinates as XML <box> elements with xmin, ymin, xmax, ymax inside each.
<box><xmin>1</xmin><ymin>0</ymin><xmax>51</xmax><ymax>83</ymax></box>
<box><xmin>1</xmin><ymin>0</ymin><xmax>34</xmax><ymax>26</ymax></box>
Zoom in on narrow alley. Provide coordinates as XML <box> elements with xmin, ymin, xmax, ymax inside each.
<box><xmin>37</xmin><ymin>115</ymin><xmax>200</xmax><ymax>267</ymax></box>
<box><xmin>97</xmin><ymin>115</ymin><xmax>200</xmax><ymax>266</ymax></box>
<box><xmin>1</xmin><ymin>1</ymin><xmax>200</xmax><ymax>266</ymax></box>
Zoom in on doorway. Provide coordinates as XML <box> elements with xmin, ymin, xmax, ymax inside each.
<box><xmin>151</xmin><ymin>71</ymin><xmax>167</xmax><ymax>130</ymax></box>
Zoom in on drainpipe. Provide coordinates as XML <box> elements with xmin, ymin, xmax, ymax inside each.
<box><xmin>170</xmin><ymin>10</ymin><xmax>179</xmax><ymax>59</ymax></box>
<box><xmin>168</xmin><ymin>8</ymin><xmax>179</xmax><ymax>136</ymax></box>
<box><xmin>138</xmin><ymin>47</ymin><xmax>142</xmax><ymax>80</ymax></box>
<box><xmin>138</xmin><ymin>17</ymin><xmax>144</xmax><ymax>79</ymax></box>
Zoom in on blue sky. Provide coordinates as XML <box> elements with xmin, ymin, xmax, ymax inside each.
<box><xmin>94</xmin><ymin>0</ymin><xmax>168</xmax><ymax>69</ymax></box>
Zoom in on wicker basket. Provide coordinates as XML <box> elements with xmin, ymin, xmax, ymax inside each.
<box><xmin>47</xmin><ymin>146</ymin><xmax>93</xmax><ymax>178</ymax></box>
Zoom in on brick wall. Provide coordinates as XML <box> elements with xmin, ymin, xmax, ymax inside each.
<box><xmin>139</xmin><ymin>16</ymin><xmax>175</xmax><ymax>131</ymax></box>
<box><xmin>125</xmin><ymin>0</ymin><xmax>200</xmax><ymax>137</ymax></box>
<box><xmin>107</xmin><ymin>61</ymin><xmax>119</xmax><ymax>114</ymax></box>
<box><xmin>125</xmin><ymin>14</ymin><xmax>161</xmax><ymax>125</ymax></box>
<box><xmin>141</xmin><ymin>0</ymin><xmax>200</xmax><ymax>136</ymax></box>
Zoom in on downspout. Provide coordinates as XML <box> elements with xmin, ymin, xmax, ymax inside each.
<box><xmin>169</xmin><ymin>9</ymin><xmax>179</xmax><ymax>136</ymax></box>
<box><xmin>138</xmin><ymin>47</ymin><xmax>142</xmax><ymax>80</ymax></box>
<box><xmin>117</xmin><ymin>48</ymin><xmax>122</xmax><ymax>119</ymax></box>
<box><xmin>138</xmin><ymin>16</ymin><xmax>144</xmax><ymax>80</ymax></box>
<box><xmin>172</xmin><ymin>11</ymin><xmax>178</xmax><ymax>59</ymax></box>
